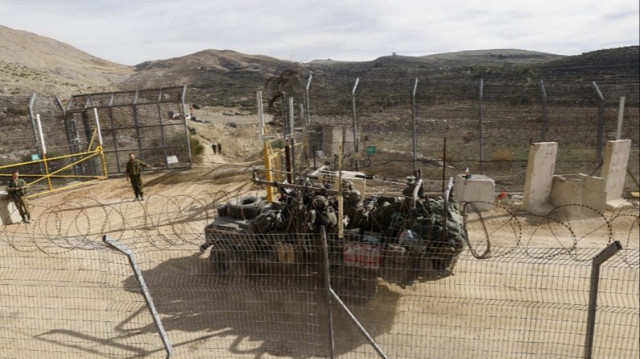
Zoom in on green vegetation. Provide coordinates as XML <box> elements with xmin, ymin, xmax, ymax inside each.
<box><xmin>189</xmin><ymin>134</ymin><xmax>205</xmax><ymax>162</ymax></box>
<box><xmin>7</xmin><ymin>105</ymin><xmax>27</xmax><ymax>116</ymax></box>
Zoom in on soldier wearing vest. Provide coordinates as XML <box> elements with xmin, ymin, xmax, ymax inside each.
<box><xmin>6</xmin><ymin>170</ymin><xmax>31</xmax><ymax>223</ymax></box>
<box><xmin>125</xmin><ymin>153</ymin><xmax>152</xmax><ymax>201</ymax></box>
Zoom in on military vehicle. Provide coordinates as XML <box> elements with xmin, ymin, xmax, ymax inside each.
<box><xmin>200</xmin><ymin>169</ymin><xmax>467</xmax><ymax>304</ymax></box>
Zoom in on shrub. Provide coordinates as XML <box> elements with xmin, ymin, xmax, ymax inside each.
<box><xmin>462</xmin><ymin>131</ymin><xmax>474</xmax><ymax>143</ymax></box>
<box><xmin>190</xmin><ymin>135</ymin><xmax>205</xmax><ymax>160</ymax></box>
<box><xmin>7</xmin><ymin>106</ymin><xmax>28</xmax><ymax>116</ymax></box>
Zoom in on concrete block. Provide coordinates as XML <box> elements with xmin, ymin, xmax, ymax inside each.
<box><xmin>601</xmin><ymin>140</ymin><xmax>631</xmax><ymax>201</ymax></box>
<box><xmin>453</xmin><ymin>173</ymin><xmax>495</xmax><ymax>211</ymax></box>
<box><xmin>550</xmin><ymin>175</ymin><xmax>583</xmax><ymax>218</ymax></box>
<box><xmin>606</xmin><ymin>198</ymin><xmax>634</xmax><ymax>211</ymax></box>
<box><xmin>322</xmin><ymin>125</ymin><xmax>354</xmax><ymax>157</ymax></box>
<box><xmin>584</xmin><ymin>175</ymin><xmax>605</xmax><ymax>192</ymax></box>
<box><xmin>523</xmin><ymin>142</ymin><xmax>557</xmax><ymax>213</ymax></box>
<box><xmin>581</xmin><ymin>176</ymin><xmax>606</xmax><ymax>214</ymax></box>
<box><xmin>0</xmin><ymin>191</ymin><xmax>23</xmax><ymax>225</ymax></box>
<box><xmin>549</xmin><ymin>174</ymin><xmax>606</xmax><ymax>217</ymax></box>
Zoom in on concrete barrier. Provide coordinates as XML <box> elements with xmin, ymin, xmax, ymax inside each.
<box><xmin>601</xmin><ymin>140</ymin><xmax>633</xmax><ymax>210</ymax></box>
<box><xmin>523</xmin><ymin>142</ymin><xmax>557</xmax><ymax>215</ymax></box>
<box><xmin>453</xmin><ymin>173</ymin><xmax>495</xmax><ymax>211</ymax></box>
<box><xmin>550</xmin><ymin>174</ymin><xmax>606</xmax><ymax>217</ymax></box>
<box><xmin>0</xmin><ymin>191</ymin><xmax>23</xmax><ymax>225</ymax></box>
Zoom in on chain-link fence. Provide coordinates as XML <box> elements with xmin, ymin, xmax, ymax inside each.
<box><xmin>0</xmin><ymin>87</ymin><xmax>191</xmax><ymax>195</ymax></box>
<box><xmin>303</xmin><ymin>74</ymin><xmax>639</xmax><ymax>193</ymax></box>
<box><xmin>1</xmin><ymin>193</ymin><xmax>638</xmax><ymax>358</ymax></box>
<box><xmin>2</xmin><ymin>73</ymin><xmax>638</xmax><ymax>195</ymax></box>
<box><xmin>63</xmin><ymin>87</ymin><xmax>191</xmax><ymax>174</ymax></box>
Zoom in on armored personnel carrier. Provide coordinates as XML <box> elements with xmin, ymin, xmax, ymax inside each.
<box><xmin>200</xmin><ymin>170</ymin><xmax>467</xmax><ymax>304</ymax></box>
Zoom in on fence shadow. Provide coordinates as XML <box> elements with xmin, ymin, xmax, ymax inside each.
<box><xmin>119</xmin><ymin>252</ymin><xmax>401</xmax><ymax>358</ymax></box>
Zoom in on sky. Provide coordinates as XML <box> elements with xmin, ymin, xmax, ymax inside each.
<box><xmin>1</xmin><ymin>0</ymin><xmax>638</xmax><ymax>66</ymax></box>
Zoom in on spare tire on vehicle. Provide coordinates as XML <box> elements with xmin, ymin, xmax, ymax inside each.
<box><xmin>226</xmin><ymin>196</ymin><xmax>265</xmax><ymax>220</ymax></box>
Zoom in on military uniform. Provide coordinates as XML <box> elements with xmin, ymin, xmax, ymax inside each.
<box><xmin>126</xmin><ymin>158</ymin><xmax>150</xmax><ymax>200</ymax></box>
<box><xmin>7</xmin><ymin>178</ymin><xmax>30</xmax><ymax>223</ymax></box>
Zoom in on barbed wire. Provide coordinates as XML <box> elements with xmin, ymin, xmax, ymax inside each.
<box><xmin>2</xmin><ymin>193</ymin><xmax>638</xmax><ymax>267</ymax></box>
<box><xmin>463</xmin><ymin>201</ymin><xmax>639</xmax><ymax>266</ymax></box>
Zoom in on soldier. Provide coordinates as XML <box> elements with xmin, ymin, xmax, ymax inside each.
<box><xmin>212</xmin><ymin>143</ymin><xmax>217</xmax><ymax>154</ymax></box>
<box><xmin>125</xmin><ymin>153</ymin><xmax>152</xmax><ymax>201</ymax></box>
<box><xmin>6</xmin><ymin>170</ymin><xmax>31</xmax><ymax>223</ymax></box>
<box><xmin>310</xmin><ymin>195</ymin><xmax>337</xmax><ymax>232</ymax></box>
<box><xmin>217</xmin><ymin>143</ymin><xmax>222</xmax><ymax>154</ymax></box>
<box><xmin>342</xmin><ymin>180</ymin><xmax>364</xmax><ymax>229</ymax></box>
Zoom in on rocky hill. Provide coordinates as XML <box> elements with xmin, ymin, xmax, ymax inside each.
<box><xmin>0</xmin><ymin>24</ymin><xmax>638</xmax><ymax>105</ymax></box>
<box><xmin>0</xmin><ymin>25</ymin><xmax>132</xmax><ymax>97</ymax></box>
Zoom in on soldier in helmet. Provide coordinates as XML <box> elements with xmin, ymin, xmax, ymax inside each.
<box><xmin>342</xmin><ymin>180</ymin><xmax>364</xmax><ymax>229</ymax></box>
<box><xmin>309</xmin><ymin>195</ymin><xmax>337</xmax><ymax>232</ymax></box>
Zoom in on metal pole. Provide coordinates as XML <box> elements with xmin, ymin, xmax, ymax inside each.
<box><xmin>257</xmin><ymin>90</ymin><xmax>265</xmax><ymax>141</ymax></box>
<box><xmin>257</xmin><ymin>90</ymin><xmax>274</xmax><ymax>202</ymax></box>
<box><xmin>442</xmin><ymin>137</ymin><xmax>447</xmax><ymax>193</ymax></box>
<box><xmin>479</xmin><ymin>79</ymin><xmax>484</xmax><ymax>174</ymax></box>
<box><xmin>584</xmin><ymin>241</ymin><xmax>622</xmax><ymax>359</ymax></box>
<box><xmin>36</xmin><ymin>114</ymin><xmax>53</xmax><ymax>191</ymax></box>
<box><xmin>108</xmin><ymin>93</ymin><xmax>122</xmax><ymax>173</ymax></box>
<box><xmin>93</xmin><ymin>108</ymin><xmax>108</xmax><ymax>178</ymax></box>
<box><xmin>305</xmin><ymin>74</ymin><xmax>313</xmax><ymax>123</ymax></box>
<box><xmin>28</xmin><ymin>93</ymin><xmax>41</xmax><ymax>157</ymax></box>
<box><xmin>285</xmin><ymin>139</ymin><xmax>292</xmax><ymax>184</ymax></box>
<box><xmin>412</xmin><ymin>77</ymin><xmax>419</xmax><ymax>173</ymax></box>
<box><xmin>320</xmin><ymin>227</ymin><xmax>335</xmax><ymax>359</ymax></box>
<box><xmin>351</xmin><ymin>78</ymin><xmax>360</xmax><ymax>169</ymax></box>
<box><xmin>591</xmin><ymin>81</ymin><xmax>605</xmax><ymax>164</ymax></box>
<box><xmin>132</xmin><ymin>90</ymin><xmax>143</xmax><ymax>157</ymax></box>
<box><xmin>103</xmin><ymin>235</ymin><xmax>173</xmax><ymax>359</ymax></box>
<box><xmin>156</xmin><ymin>89</ymin><xmax>169</xmax><ymax>168</ymax></box>
<box><xmin>616</xmin><ymin>96</ymin><xmax>625</xmax><ymax>140</ymax></box>
<box><xmin>288</xmin><ymin>96</ymin><xmax>295</xmax><ymax>181</ymax></box>
<box><xmin>330</xmin><ymin>288</ymin><xmax>388</xmax><ymax>359</ymax></box>
<box><xmin>442</xmin><ymin>177</ymin><xmax>454</xmax><ymax>241</ymax></box>
<box><xmin>180</xmin><ymin>86</ymin><xmax>192</xmax><ymax>168</ymax></box>
<box><xmin>539</xmin><ymin>80</ymin><xmax>548</xmax><ymax>141</ymax></box>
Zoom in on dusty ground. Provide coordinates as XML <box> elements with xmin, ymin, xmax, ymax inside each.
<box><xmin>1</xmin><ymin>108</ymin><xmax>638</xmax><ymax>358</ymax></box>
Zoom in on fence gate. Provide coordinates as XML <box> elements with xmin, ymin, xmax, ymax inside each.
<box><xmin>62</xmin><ymin>86</ymin><xmax>191</xmax><ymax>174</ymax></box>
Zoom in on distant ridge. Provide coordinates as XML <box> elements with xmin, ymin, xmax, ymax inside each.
<box><xmin>0</xmin><ymin>24</ymin><xmax>637</xmax><ymax>100</ymax></box>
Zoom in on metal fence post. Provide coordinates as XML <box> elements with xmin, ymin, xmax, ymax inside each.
<box><xmin>616</xmin><ymin>96</ymin><xmax>626</xmax><ymax>140</ymax></box>
<box><xmin>539</xmin><ymin>80</ymin><xmax>548</xmax><ymax>141</ymax></box>
<box><xmin>412</xmin><ymin>77</ymin><xmax>419</xmax><ymax>173</ymax></box>
<box><xmin>180</xmin><ymin>85</ymin><xmax>192</xmax><ymax>168</ymax></box>
<box><xmin>156</xmin><ymin>89</ymin><xmax>169</xmax><ymax>168</ymax></box>
<box><xmin>479</xmin><ymin>79</ymin><xmax>484</xmax><ymax>174</ymax></box>
<box><xmin>320</xmin><ymin>227</ymin><xmax>335</xmax><ymax>358</ymax></box>
<box><xmin>583</xmin><ymin>240</ymin><xmax>622</xmax><ymax>359</ymax></box>
<box><xmin>103</xmin><ymin>235</ymin><xmax>173</xmax><ymax>359</ymax></box>
<box><xmin>305</xmin><ymin>74</ymin><xmax>313</xmax><ymax>124</ymax></box>
<box><xmin>351</xmin><ymin>77</ymin><xmax>360</xmax><ymax>169</ymax></box>
<box><xmin>591</xmin><ymin>81</ymin><xmax>605</xmax><ymax>164</ymax></box>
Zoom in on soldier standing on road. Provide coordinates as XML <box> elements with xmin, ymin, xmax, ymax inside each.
<box><xmin>6</xmin><ymin>170</ymin><xmax>31</xmax><ymax>223</ymax></box>
<box><xmin>217</xmin><ymin>143</ymin><xmax>222</xmax><ymax>154</ymax></box>
<box><xmin>212</xmin><ymin>143</ymin><xmax>217</xmax><ymax>154</ymax></box>
<box><xmin>125</xmin><ymin>153</ymin><xmax>152</xmax><ymax>201</ymax></box>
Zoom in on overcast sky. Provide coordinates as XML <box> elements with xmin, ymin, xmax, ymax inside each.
<box><xmin>1</xmin><ymin>0</ymin><xmax>638</xmax><ymax>65</ymax></box>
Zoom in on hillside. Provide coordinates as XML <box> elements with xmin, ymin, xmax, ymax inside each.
<box><xmin>1</xmin><ymin>24</ymin><xmax>637</xmax><ymax>102</ymax></box>
<box><xmin>0</xmin><ymin>25</ymin><xmax>132</xmax><ymax>97</ymax></box>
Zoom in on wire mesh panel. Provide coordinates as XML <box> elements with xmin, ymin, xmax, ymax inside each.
<box><xmin>65</xmin><ymin>87</ymin><xmax>190</xmax><ymax>174</ymax></box>
<box><xmin>305</xmin><ymin>74</ymin><xmax>639</xmax><ymax>193</ymax></box>
<box><xmin>0</xmin><ymin>239</ymin><xmax>164</xmax><ymax>358</ymax></box>
<box><xmin>1</xmin><ymin>187</ymin><xmax>638</xmax><ymax>358</ymax></box>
